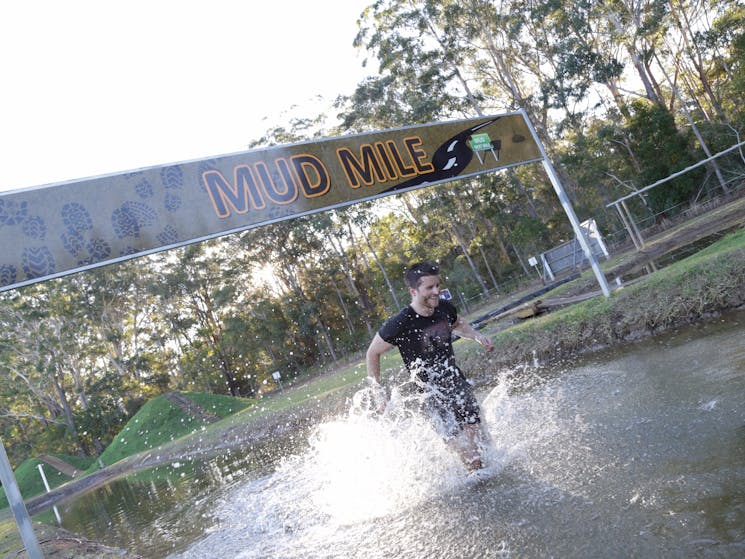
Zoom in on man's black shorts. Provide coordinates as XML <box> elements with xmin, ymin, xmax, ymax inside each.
<box><xmin>418</xmin><ymin>366</ymin><xmax>480</xmax><ymax>438</ymax></box>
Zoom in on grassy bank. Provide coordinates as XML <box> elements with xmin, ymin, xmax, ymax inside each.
<box><xmin>91</xmin><ymin>392</ymin><xmax>251</xmax><ymax>470</ymax></box>
<box><xmin>0</xmin><ymin>455</ymin><xmax>93</xmax><ymax>510</ymax></box>
<box><xmin>463</xmin><ymin>226</ymin><xmax>745</xmax><ymax>378</ymax></box>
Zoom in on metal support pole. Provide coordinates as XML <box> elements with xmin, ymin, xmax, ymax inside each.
<box><xmin>620</xmin><ymin>200</ymin><xmax>645</xmax><ymax>248</ymax></box>
<box><xmin>37</xmin><ymin>464</ymin><xmax>62</xmax><ymax>525</ymax></box>
<box><xmin>615</xmin><ymin>202</ymin><xmax>657</xmax><ymax>274</ymax></box>
<box><xmin>0</xmin><ymin>440</ymin><xmax>44</xmax><ymax>559</ymax></box>
<box><xmin>540</xmin><ymin>254</ymin><xmax>555</xmax><ymax>281</ymax></box>
<box><xmin>613</xmin><ymin>202</ymin><xmax>642</xmax><ymax>250</ymax></box>
<box><xmin>606</xmin><ymin>139</ymin><xmax>745</xmax><ymax>208</ymax></box>
<box><xmin>519</xmin><ymin>109</ymin><xmax>611</xmax><ymax>297</ymax></box>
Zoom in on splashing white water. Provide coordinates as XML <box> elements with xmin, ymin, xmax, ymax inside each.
<box><xmin>270</xmin><ymin>375</ymin><xmax>504</xmax><ymax>525</ymax></box>
<box><xmin>173</xmin><ymin>373</ymin><xmax>523</xmax><ymax>558</ymax></box>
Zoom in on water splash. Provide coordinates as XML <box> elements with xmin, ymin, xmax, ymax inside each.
<box><xmin>173</xmin><ymin>373</ymin><xmax>516</xmax><ymax>558</ymax></box>
<box><xmin>262</xmin><ymin>375</ymin><xmax>493</xmax><ymax>526</ymax></box>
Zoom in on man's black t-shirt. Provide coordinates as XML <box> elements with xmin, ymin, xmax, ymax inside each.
<box><xmin>378</xmin><ymin>300</ymin><xmax>458</xmax><ymax>374</ymax></box>
<box><xmin>378</xmin><ymin>299</ymin><xmax>480</xmax><ymax>431</ymax></box>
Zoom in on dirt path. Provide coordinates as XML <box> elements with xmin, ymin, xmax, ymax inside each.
<box><xmin>606</xmin><ymin>193</ymin><xmax>745</xmax><ymax>279</ymax></box>
<box><xmin>163</xmin><ymin>392</ymin><xmax>220</xmax><ymax>423</ymax></box>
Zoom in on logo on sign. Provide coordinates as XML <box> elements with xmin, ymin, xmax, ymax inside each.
<box><xmin>469</xmin><ymin>133</ymin><xmax>501</xmax><ymax>165</ymax></box>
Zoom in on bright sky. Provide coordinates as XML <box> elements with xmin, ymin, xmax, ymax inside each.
<box><xmin>0</xmin><ymin>0</ymin><xmax>373</xmax><ymax>193</ymax></box>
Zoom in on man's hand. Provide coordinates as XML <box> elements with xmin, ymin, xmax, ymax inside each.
<box><xmin>453</xmin><ymin>317</ymin><xmax>494</xmax><ymax>352</ymax></box>
<box><xmin>475</xmin><ymin>332</ymin><xmax>494</xmax><ymax>352</ymax></box>
<box><xmin>366</xmin><ymin>376</ymin><xmax>389</xmax><ymax>414</ymax></box>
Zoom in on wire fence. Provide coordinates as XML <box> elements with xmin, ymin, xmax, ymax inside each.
<box><xmin>461</xmin><ymin>180</ymin><xmax>745</xmax><ymax>315</ymax></box>
<box><xmin>603</xmin><ymin>182</ymin><xmax>745</xmax><ymax>254</ymax></box>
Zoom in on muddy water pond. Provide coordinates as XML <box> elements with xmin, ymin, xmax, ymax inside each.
<box><xmin>51</xmin><ymin>311</ymin><xmax>745</xmax><ymax>558</ymax></box>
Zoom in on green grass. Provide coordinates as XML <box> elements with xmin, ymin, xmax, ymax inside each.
<box><xmin>89</xmin><ymin>397</ymin><xmax>198</xmax><ymax>470</ymax></box>
<box><xmin>215</xmin><ymin>360</ymin><xmax>373</xmax><ymax>421</ymax></box>
<box><xmin>84</xmin><ymin>392</ymin><xmax>252</xmax><ymax>473</ymax></box>
<box><xmin>180</xmin><ymin>391</ymin><xmax>253</xmax><ymax>418</ymax></box>
<box><xmin>681</xmin><ymin>225</ymin><xmax>745</xmax><ymax>259</ymax></box>
<box><xmin>0</xmin><ymin>454</ymin><xmax>94</xmax><ymax>509</ymax></box>
<box><xmin>1</xmin><ymin>392</ymin><xmax>255</xmax><ymax>510</ymax></box>
<box><xmin>482</xmin><ymin>226</ymin><xmax>745</xmax><ymax>366</ymax></box>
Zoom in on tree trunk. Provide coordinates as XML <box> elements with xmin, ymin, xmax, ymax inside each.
<box><xmin>326</xmin><ymin>230</ymin><xmax>375</xmax><ymax>337</ymax></box>
<box><xmin>669</xmin><ymin>0</ymin><xmax>728</xmax><ymax>122</ymax></box>
<box><xmin>363</xmin><ymin>231</ymin><xmax>401</xmax><ymax>309</ymax></box>
<box><xmin>483</xmin><ymin>218</ymin><xmax>512</xmax><ymax>265</ymax></box>
<box><xmin>509</xmin><ymin>169</ymin><xmax>540</xmax><ymax>219</ymax></box>
<box><xmin>451</xmin><ymin>224</ymin><xmax>489</xmax><ymax>297</ymax></box>
<box><xmin>605</xmin><ymin>11</ymin><xmax>665</xmax><ymax>104</ymax></box>
<box><xmin>318</xmin><ymin>319</ymin><xmax>338</xmax><ymax>363</ymax></box>
<box><xmin>52</xmin><ymin>368</ymin><xmax>85</xmax><ymax>455</ymax></box>
<box><xmin>464</xmin><ymin>220</ymin><xmax>499</xmax><ymax>292</ymax></box>
<box><xmin>329</xmin><ymin>274</ymin><xmax>356</xmax><ymax>335</ymax></box>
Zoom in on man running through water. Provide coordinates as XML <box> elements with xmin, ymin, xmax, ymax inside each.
<box><xmin>366</xmin><ymin>262</ymin><xmax>494</xmax><ymax>470</ymax></box>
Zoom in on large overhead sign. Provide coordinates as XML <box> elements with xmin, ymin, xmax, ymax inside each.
<box><xmin>0</xmin><ymin>112</ymin><xmax>541</xmax><ymax>292</ymax></box>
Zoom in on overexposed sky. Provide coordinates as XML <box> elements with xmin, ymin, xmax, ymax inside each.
<box><xmin>0</xmin><ymin>0</ymin><xmax>372</xmax><ymax>192</ymax></box>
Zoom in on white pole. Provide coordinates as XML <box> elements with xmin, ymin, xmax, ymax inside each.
<box><xmin>36</xmin><ymin>464</ymin><xmax>62</xmax><ymax>525</ymax></box>
<box><xmin>540</xmin><ymin>253</ymin><xmax>555</xmax><ymax>282</ymax></box>
<box><xmin>519</xmin><ymin>108</ymin><xmax>612</xmax><ymax>297</ymax></box>
<box><xmin>0</xmin><ymin>440</ymin><xmax>44</xmax><ymax>559</ymax></box>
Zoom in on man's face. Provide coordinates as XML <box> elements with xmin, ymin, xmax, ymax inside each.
<box><xmin>410</xmin><ymin>274</ymin><xmax>441</xmax><ymax>311</ymax></box>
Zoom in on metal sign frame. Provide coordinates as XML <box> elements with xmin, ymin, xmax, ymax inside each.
<box><xmin>0</xmin><ymin>112</ymin><xmax>542</xmax><ymax>293</ymax></box>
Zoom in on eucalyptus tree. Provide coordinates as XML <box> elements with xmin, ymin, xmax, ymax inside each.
<box><xmin>0</xmin><ymin>248</ymin><xmax>182</xmax><ymax>458</ymax></box>
<box><xmin>298</xmin><ymin>261</ymin><xmax>368</xmax><ymax>357</ymax></box>
<box><xmin>708</xmin><ymin>2</ymin><xmax>745</xmax><ymax>126</ymax></box>
<box><xmin>375</xmin><ymin>184</ymin><xmax>487</xmax><ymax>297</ymax></box>
<box><xmin>693</xmin><ymin>0</ymin><xmax>745</xmax><ymax>166</ymax></box>
<box><xmin>363</xmin><ymin>210</ymin><xmax>416</xmax><ymax>310</ymax></box>
<box><xmin>0</xmin><ymin>280</ymin><xmax>104</xmax><ymax>456</ymax></box>
<box><xmin>318</xmin><ymin>259</ymin><xmax>358</xmax><ymax>341</ymax></box>
<box><xmin>602</xmin><ymin>0</ymin><xmax>667</xmax><ymax>105</ymax></box>
<box><xmin>413</xmin><ymin>0</ymin><xmax>596</xmax><ymax>199</ymax></box>
<box><xmin>605</xmin><ymin>0</ymin><xmax>731</xmax><ymax>193</ymax></box>
<box><xmin>49</xmin><ymin>262</ymin><xmax>174</xmax><ymax>453</ymax></box>
<box><xmin>0</xmin><ymin>288</ymin><xmax>71</xmax><ymax>459</ymax></box>
<box><xmin>515</xmin><ymin>0</ymin><xmax>627</xmax><ymax>120</ymax></box>
<box><xmin>448</xmin><ymin>178</ymin><xmax>527</xmax><ymax>290</ymax></box>
<box><xmin>154</xmin><ymin>241</ymin><xmax>255</xmax><ymax>397</ymax></box>
<box><xmin>172</xmin><ymin>237</ymin><xmax>297</xmax><ymax>390</ymax></box>
<box><xmin>68</xmin><ymin>261</ymin><xmax>165</xmax><ymax>385</ymax></box>
<box><xmin>346</xmin><ymin>0</ymin><xmax>477</xmax><ymax>132</ymax></box>
<box><xmin>436</xmin><ymin>185</ymin><xmax>492</xmax><ymax>295</ymax></box>
<box><xmin>662</xmin><ymin>0</ymin><xmax>744</xmax><ymax>126</ymax></box>
<box><xmin>466</xmin><ymin>175</ymin><xmax>519</xmax><ymax>269</ymax></box>
<box><xmin>241</xmin><ymin>293</ymin><xmax>296</xmax><ymax>381</ymax></box>
<box><xmin>346</xmin><ymin>1</ymin><xmax>581</xmax><ymax>292</ymax></box>
<box><xmin>238</xmin><ymin>216</ymin><xmax>341</xmax><ymax>368</ymax></box>
<box><xmin>705</xmin><ymin>0</ymin><xmax>745</xmax><ymax>123</ymax></box>
<box><xmin>310</xmin><ymin>210</ymin><xmax>377</xmax><ymax>338</ymax></box>
<box><xmin>343</xmin><ymin>201</ymin><xmax>403</xmax><ymax>310</ymax></box>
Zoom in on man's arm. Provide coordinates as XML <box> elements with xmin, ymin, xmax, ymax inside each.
<box><xmin>366</xmin><ymin>333</ymin><xmax>395</xmax><ymax>383</ymax></box>
<box><xmin>452</xmin><ymin>316</ymin><xmax>494</xmax><ymax>352</ymax></box>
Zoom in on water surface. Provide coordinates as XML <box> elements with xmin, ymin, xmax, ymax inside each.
<box><xmin>57</xmin><ymin>312</ymin><xmax>745</xmax><ymax>558</ymax></box>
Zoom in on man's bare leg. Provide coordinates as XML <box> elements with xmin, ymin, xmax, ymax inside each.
<box><xmin>450</xmin><ymin>423</ymin><xmax>483</xmax><ymax>471</ymax></box>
